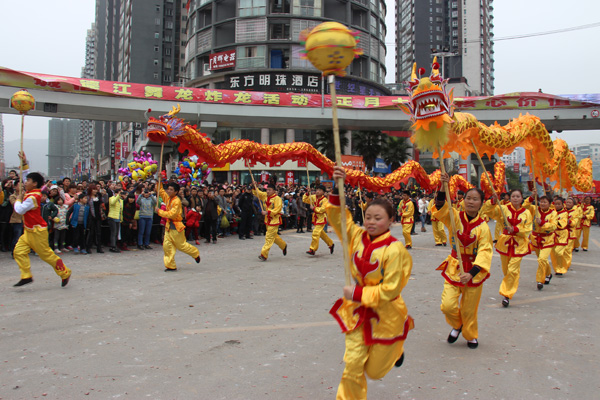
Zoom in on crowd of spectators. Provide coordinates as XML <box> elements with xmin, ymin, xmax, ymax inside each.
<box><xmin>1</xmin><ymin>169</ymin><xmax>599</xmax><ymax>257</ymax></box>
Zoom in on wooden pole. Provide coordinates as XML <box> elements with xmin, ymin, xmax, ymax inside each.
<box><xmin>357</xmin><ymin>182</ymin><xmax>366</xmax><ymax>224</ymax></box>
<box><xmin>157</xmin><ymin>142</ymin><xmax>165</xmax><ymax>190</ymax></box>
<box><xmin>329</xmin><ymin>74</ymin><xmax>352</xmax><ymax>286</ymax></box>
<box><xmin>437</xmin><ymin>147</ymin><xmax>464</xmax><ymax>274</ymax></box>
<box><xmin>248</xmin><ymin>165</ymin><xmax>265</xmax><ymax>212</ymax></box>
<box><xmin>470</xmin><ymin>139</ymin><xmax>509</xmax><ymax>228</ymax></box>
<box><xmin>19</xmin><ymin>114</ymin><xmax>25</xmax><ymax>196</ymax></box>
<box><xmin>529</xmin><ymin>150</ymin><xmax>540</xmax><ymax>221</ymax></box>
<box><xmin>305</xmin><ymin>157</ymin><xmax>314</xmax><ymax>208</ymax></box>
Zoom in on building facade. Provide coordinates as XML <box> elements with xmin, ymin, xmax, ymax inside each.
<box><xmin>0</xmin><ymin>115</ymin><xmax>4</xmax><ymax>178</ymax></box>
<box><xmin>48</xmin><ymin>119</ymin><xmax>80</xmax><ymax>180</ymax></box>
<box><xmin>395</xmin><ymin>0</ymin><xmax>494</xmax><ymax>96</ymax></box>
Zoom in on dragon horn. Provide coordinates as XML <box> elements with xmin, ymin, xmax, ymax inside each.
<box><xmin>411</xmin><ymin>62</ymin><xmax>417</xmax><ymax>81</ymax></box>
<box><xmin>168</xmin><ymin>104</ymin><xmax>181</xmax><ymax>116</ymax></box>
<box><xmin>432</xmin><ymin>56</ymin><xmax>439</xmax><ymax>76</ymax></box>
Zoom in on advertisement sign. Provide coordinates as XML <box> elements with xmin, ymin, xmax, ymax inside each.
<box><xmin>115</xmin><ymin>142</ymin><xmax>121</xmax><ymax>160</ymax></box>
<box><xmin>231</xmin><ymin>171</ymin><xmax>239</xmax><ymax>186</ymax></box>
<box><xmin>209</xmin><ymin>49</ymin><xmax>236</xmax><ymax>71</ymax></box>
<box><xmin>458</xmin><ymin>164</ymin><xmax>468</xmax><ymax>180</ymax></box>
<box><xmin>286</xmin><ymin>171</ymin><xmax>294</xmax><ymax>186</ymax></box>
<box><xmin>110</xmin><ymin>140</ymin><xmax>115</xmax><ymax>170</ymax></box>
<box><xmin>297</xmin><ymin>158</ymin><xmax>306</xmax><ymax>168</ymax></box>
<box><xmin>122</xmin><ymin>142</ymin><xmax>129</xmax><ymax>158</ymax></box>
<box><xmin>260</xmin><ymin>172</ymin><xmax>269</xmax><ymax>182</ymax></box>
<box><xmin>341</xmin><ymin>155</ymin><xmax>365</xmax><ymax>172</ymax></box>
<box><xmin>513</xmin><ymin>163</ymin><xmax>520</xmax><ymax>173</ymax></box>
<box><xmin>373</xmin><ymin>158</ymin><xmax>391</xmax><ymax>174</ymax></box>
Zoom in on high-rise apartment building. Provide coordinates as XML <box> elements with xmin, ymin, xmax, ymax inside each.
<box><xmin>0</xmin><ymin>115</ymin><xmax>4</xmax><ymax>178</ymax></box>
<box><xmin>48</xmin><ymin>119</ymin><xmax>80</xmax><ymax>179</ymax></box>
<box><xmin>79</xmin><ymin>24</ymin><xmax>96</xmax><ymax>177</ymax></box>
<box><xmin>395</xmin><ymin>0</ymin><xmax>494</xmax><ymax>96</ymax></box>
<box><xmin>184</xmin><ymin>0</ymin><xmax>389</xmax><ymax>95</ymax></box>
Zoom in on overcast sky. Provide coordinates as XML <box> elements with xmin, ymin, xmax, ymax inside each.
<box><xmin>1</xmin><ymin>0</ymin><xmax>599</xmax><ymax>147</ymax></box>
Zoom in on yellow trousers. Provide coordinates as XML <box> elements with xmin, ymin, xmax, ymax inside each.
<box><xmin>432</xmin><ymin>220</ymin><xmax>447</xmax><ymax>245</ymax></box>
<box><xmin>14</xmin><ymin>229</ymin><xmax>71</xmax><ymax>280</ymax></box>
<box><xmin>402</xmin><ymin>224</ymin><xmax>412</xmax><ymax>247</ymax></box>
<box><xmin>163</xmin><ymin>228</ymin><xmax>200</xmax><ymax>270</ymax></box>
<box><xmin>440</xmin><ymin>282</ymin><xmax>483</xmax><ymax>341</ymax></box>
<box><xmin>309</xmin><ymin>224</ymin><xmax>333</xmax><ymax>252</ymax></box>
<box><xmin>261</xmin><ymin>225</ymin><xmax>286</xmax><ymax>259</ymax></box>
<box><xmin>499</xmin><ymin>255</ymin><xmax>522</xmax><ymax>299</ymax></box>
<box><xmin>579</xmin><ymin>226</ymin><xmax>590</xmax><ymax>250</ymax></box>
<box><xmin>550</xmin><ymin>244</ymin><xmax>568</xmax><ymax>274</ymax></box>
<box><xmin>573</xmin><ymin>229</ymin><xmax>581</xmax><ymax>249</ymax></box>
<box><xmin>564</xmin><ymin>239</ymin><xmax>575</xmax><ymax>271</ymax></box>
<box><xmin>336</xmin><ymin>327</ymin><xmax>404</xmax><ymax>400</ymax></box>
<box><xmin>494</xmin><ymin>219</ymin><xmax>503</xmax><ymax>242</ymax></box>
<box><xmin>534</xmin><ymin>247</ymin><xmax>552</xmax><ymax>283</ymax></box>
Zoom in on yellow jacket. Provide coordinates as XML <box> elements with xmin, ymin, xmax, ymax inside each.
<box><xmin>580</xmin><ymin>204</ymin><xmax>595</xmax><ymax>228</ymax></box>
<box><xmin>554</xmin><ymin>209</ymin><xmax>570</xmax><ymax>245</ymax></box>
<box><xmin>529</xmin><ymin>206</ymin><xmax>558</xmax><ymax>249</ymax></box>
<box><xmin>303</xmin><ymin>194</ymin><xmax>329</xmax><ymax>225</ymax></box>
<box><xmin>398</xmin><ymin>199</ymin><xmax>414</xmax><ymax>225</ymax></box>
<box><xmin>566</xmin><ymin>206</ymin><xmax>581</xmax><ymax>239</ymax></box>
<box><xmin>108</xmin><ymin>195</ymin><xmax>123</xmax><ymax>222</ymax></box>
<box><xmin>432</xmin><ymin>202</ymin><xmax>493</xmax><ymax>286</ymax></box>
<box><xmin>327</xmin><ymin>194</ymin><xmax>414</xmax><ymax>345</ymax></box>
<box><xmin>453</xmin><ymin>199</ymin><xmax>465</xmax><ymax>212</ymax></box>
<box><xmin>494</xmin><ymin>203</ymin><xmax>532</xmax><ymax>257</ymax></box>
<box><xmin>427</xmin><ymin>198</ymin><xmax>438</xmax><ymax>221</ymax></box>
<box><xmin>157</xmin><ymin>186</ymin><xmax>185</xmax><ymax>232</ymax></box>
<box><xmin>254</xmin><ymin>189</ymin><xmax>282</xmax><ymax>226</ymax></box>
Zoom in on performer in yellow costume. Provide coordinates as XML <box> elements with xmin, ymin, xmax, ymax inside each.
<box><xmin>397</xmin><ymin>191</ymin><xmax>414</xmax><ymax>249</ymax></box>
<box><xmin>491</xmin><ymin>189</ymin><xmax>532</xmax><ymax>307</ymax></box>
<box><xmin>303</xmin><ymin>184</ymin><xmax>334</xmax><ymax>255</ymax></box>
<box><xmin>433</xmin><ymin>173</ymin><xmax>492</xmax><ymax>349</ymax></box>
<box><xmin>550</xmin><ymin>198</ymin><xmax>569</xmax><ymax>276</ymax></box>
<box><xmin>563</xmin><ymin>197</ymin><xmax>581</xmax><ymax>272</ymax></box>
<box><xmin>156</xmin><ymin>181</ymin><xmax>200</xmax><ymax>271</ymax></box>
<box><xmin>576</xmin><ymin>196</ymin><xmax>595</xmax><ymax>251</ymax></box>
<box><xmin>571</xmin><ymin>198</ymin><xmax>584</xmax><ymax>252</ymax></box>
<box><xmin>427</xmin><ymin>197</ymin><xmax>447</xmax><ymax>246</ymax></box>
<box><xmin>525</xmin><ymin>196</ymin><xmax>558</xmax><ymax>290</ymax></box>
<box><xmin>328</xmin><ymin>167</ymin><xmax>413</xmax><ymax>400</ymax></box>
<box><xmin>254</xmin><ymin>183</ymin><xmax>287</xmax><ymax>261</ymax></box>
<box><xmin>453</xmin><ymin>191</ymin><xmax>465</xmax><ymax>212</ymax></box>
<box><xmin>12</xmin><ymin>152</ymin><xmax>71</xmax><ymax>287</ymax></box>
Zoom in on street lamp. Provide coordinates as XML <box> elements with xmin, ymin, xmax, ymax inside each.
<box><xmin>430</xmin><ymin>47</ymin><xmax>459</xmax><ymax>77</ymax></box>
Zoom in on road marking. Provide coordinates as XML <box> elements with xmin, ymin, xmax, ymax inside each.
<box><xmin>487</xmin><ymin>292</ymin><xmax>582</xmax><ymax>308</ymax></box>
<box><xmin>591</xmin><ymin>238</ymin><xmax>600</xmax><ymax>250</ymax></box>
<box><xmin>183</xmin><ymin>321</ymin><xmax>337</xmax><ymax>335</ymax></box>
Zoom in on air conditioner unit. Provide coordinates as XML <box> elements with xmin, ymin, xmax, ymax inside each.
<box><xmin>203</xmin><ymin>64</ymin><xmax>212</xmax><ymax>76</ymax></box>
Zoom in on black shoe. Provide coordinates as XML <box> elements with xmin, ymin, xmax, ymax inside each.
<box><xmin>61</xmin><ymin>275</ymin><xmax>70</xmax><ymax>287</ymax></box>
<box><xmin>329</xmin><ymin>243</ymin><xmax>335</xmax><ymax>254</ymax></box>
<box><xmin>164</xmin><ymin>268</ymin><xmax>177</xmax><ymax>272</ymax></box>
<box><xmin>205</xmin><ymin>240</ymin><xmax>211</xmax><ymax>243</ymax></box>
<box><xmin>195</xmin><ymin>255</ymin><xmax>201</xmax><ymax>264</ymax></box>
<box><xmin>144</xmin><ymin>245</ymin><xmax>153</xmax><ymax>250</ymax></box>
<box><xmin>582</xmin><ymin>248</ymin><xmax>588</xmax><ymax>252</ymax></box>
<box><xmin>258</xmin><ymin>255</ymin><xmax>267</xmax><ymax>261</ymax></box>
<box><xmin>212</xmin><ymin>240</ymin><xmax>217</xmax><ymax>244</ymax></box>
<box><xmin>574</xmin><ymin>248</ymin><xmax>579</xmax><ymax>252</ymax></box>
<box><xmin>137</xmin><ymin>245</ymin><xmax>145</xmax><ymax>250</ymax></box>
<box><xmin>283</xmin><ymin>245</ymin><xmax>287</xmax><ymax>256</ymax></box>
<box><xmin>405</xmin><ymin>245</ymin><xmax>412</xmax><ymax>249</ymax></box>
<box><xmin>555</xmin><ymin>272</ymin><xmax>563</xmax><ymax>276</ymax></box>
<box><xmin>467</xmin><ymin>339</ymin><xmax>479</xmax><ymax>349</ymax></box>
<box><xmin>447</xmin><ymin>326</ymin><xmax>462</xmax><ymax>343</ymax></box>
<box><xmin>246</xmin><ymin>236</ymin><xmax>254</xmax><ymax>239</ymax></box>
<box><xmin>239</xmin><ymin>236</ymin><xmax>246</xmax><ymax>240</ymax></box>
<box><xmin>442</xmin><ymin>242</ymin><xmax>447</xmax><ymax>246</ymax></box>
<box><xmin>13</xmin><ymin>277</ymin><xmax>33</xmax><ymax>287</ymax></box>
<box><xmin>97</xmin><ymin>248</ymin><xmax>105</xmax><ymax>254</ymax></box>
<box><xmin>502</xmin><ymin>297</ymin><xmax>510</xmax><ymax>307</ymax></box>
<box><xmin>435</xmin><ymin>244</ymin><xmax>443</xmax><ymax>246</ymax></box>
<box><xmin>493</xmin><ymin>240</ymin><xmax>497</xmax><ymax>244</ymax></box>
<box><xmin>306</xmin><ymin>249</ymin><xmax>315</xmax><ymax>255</ymax></box>
<box><xmin>394</xmin><ymin>352</ymin><xmax>404</xmax><ymax>367</ymax></box>
<box><xmin>544</xmin><ymin>274</ymin><xmax>552</xmax><ymax>284</ymax></box>
<box><xmin>109</xmin><ymin>247</ymin><xmax>120</xmax><ymax>253</ymax></box>
<box><xmin>537</xmin><ymin>282</ymin><xmax>543</xmax><ymax>290</ymax></box>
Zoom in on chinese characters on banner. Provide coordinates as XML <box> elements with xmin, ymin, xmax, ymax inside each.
<box><xmin>122</xmin><ymin>142</ymin><xmax>129</xmax><ymax>158</ymax></box>
<box><xmin>209</xmin><ymin>50</ymin><xmax>236</xmax><ymax>71</ymax></box>
<box><xmin>459</xmin><ymin>164</ymin><xmax>468</xmax><ymax>180</ymax></box>
<box><xmin>514</xmin><ymin>163</ymin><xmax>520</xmax><ymax>173</ymax></box>
<box><xmin>341</xmin><ymin>155</ymin><xmax>366</xmax><ymax>172</ymax></box>
<box><xmin>286</xmin><ymin>171</ymin><xmax>294</xmax><ymax>185</ymax></box>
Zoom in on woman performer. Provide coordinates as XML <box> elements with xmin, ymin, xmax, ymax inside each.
<box><xmin>328</xmin><ymin>166</ymin><xmax>413</xmax><ymax>400</ymax></box>
<box><xmin>572</xmin><ymin>197</ymin><xmax>584</xmax><ymax>253</ymax></box>
<box><xmin>492</xmin><ymin>189</ymin><xmax>532</xmax><ymax>308</ymax></box>
<box><xmin>525</xmin><ymin>196</ymin><xmax>558</xmax><ymax>290</ymax></box>
<box><xmin>562</xmin><ymin>197</ymin><xmax>581</xmax><ymax>273</ymax></box>
<box><xmin>433</xmin><ymin>173</ymin><xmax>492</xmax><ymax>349</ymax></box>
<box><xmin>550</xmin><ymin>197</ymin><xmax>569</xmax><ymax>277</ymax></box>
<box><xmin>397</xmin><ymin>190</ymin><xmax>414</xmax><ymax>249</ymax></box>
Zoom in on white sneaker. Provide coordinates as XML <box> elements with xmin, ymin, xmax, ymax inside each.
<box><xmin>54</xmin><ymin>249</ymin><xmax>62</xmax><ymax>254</ymax></box>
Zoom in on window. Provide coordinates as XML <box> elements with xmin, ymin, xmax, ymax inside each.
<box><xmin>270</xmin><ymin>22</ymin><xmax>290</xmax><ymax>40</ymax></box>
<box><xmin>239</xmin><ymin>0</ymin><xmax>267</xmax><ymax>17</ymax></box>
<box><xmin>241</xmin><ymin>129</ymin><xmax>261</xmax><ymax>142</ymax></box>
<box><xmin>271</xmin><ymin>0</ymin><xmax>290</xmax><ymax>13</ymax></box>
<box><xmin>154</xmin><ymin>45</ymin><xmax>160</xmax><ymax>52</ymax></box>
<box><xmin>165</xmin><ymin>61</ymin><xmax>172</xmax><ymax>68</ymax></box>
<box><xmin>165</xmin><ymin>47</ymin><xmax>172</xmax><ymax>55</ymax></box>
<box><xmin>164</xmin><ymin>35</ymin><xmax>172</xmax><ymax>42</ymax></box>
<box><xmin>292</xmin><ymin>0</ymin><xmax>322</xmax><ymax>17</ymax></box>
<box><xmin>155</xmin><ymin>18</ymin><xmax>161</xmax><ymax>25</ymax></box>
<box><xmin>165</xmin><ymin>8</ymin><xmax>173</xmax><ymax>16</ymax></box>
<box><xmin>156</xmin><ymin>5</ymin><xmax>160</xmax><ymax>12</ymax></box>
<box><xmin>164</xmin><ymin>74</ymin><xmax>172</xmax><ymax>82</ymax></box>
<box><xmin>237</xmin><ymin>45</ymin><xmax>266</xmax><ymax>69</ymax></box>
<box><xmin>154</xmin><ymin>59</ymin><xmax>159</xmax><ymax>65</ymax></box>
<box><xmin>269</xmin><ymin>129</ymin><xmax>286</xmax><ymax>144</ymax></box>
<box><xmin>166</xmin><ymin>21</ymin><xmax>174</xmax><ymax>29</ymax></box>
<box><xmin>236</xmin><ymin>18</ymin><xmax>268</xmax><ymax>42</ymax></box>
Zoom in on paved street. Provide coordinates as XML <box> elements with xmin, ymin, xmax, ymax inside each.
<box><xmin>1</xmin><ymin>222</ymin><xmax>599</xmax><ymax>400</ymax></box>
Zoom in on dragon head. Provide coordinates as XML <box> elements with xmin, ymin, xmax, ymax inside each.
<box><xmin>398</xmin><ymin>58</ymin><xmax>455</xmax><ymax>152</ymax></box>
<box><xmin>146</xmin><ymin>104</ymin><xmax>186</xmax><ymax>143</ymax></box>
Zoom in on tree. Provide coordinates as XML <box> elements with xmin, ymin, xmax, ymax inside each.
<box><xmin>505</xmin><ymin>169</ymin><xmax>523</xmax><ymax>192</ymax></box>
<box><xmin>352</xmin><ymin>130</ymin><xmax>387</xmax><ymax>172</ymax></box>
<box><xmin>315</xmin><ymin>129</ymin><xmax>348</xmax><ymax>162</ymax></box>
<box><xmin>381</xmin><ymin>136</ymin><xmax>412</xmax><ymax>171</ymax></box>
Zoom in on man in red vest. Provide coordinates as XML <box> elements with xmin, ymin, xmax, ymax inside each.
<box><xmin>12</xmin><ymin>152</ymin><xmax>71</xmax><ymax>287</ymax></box>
